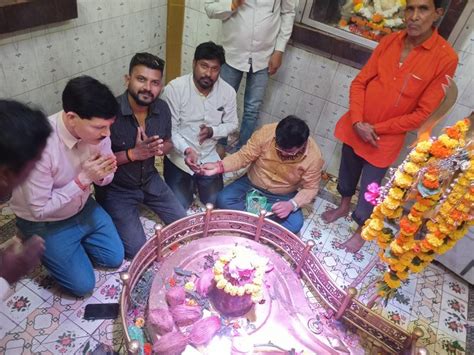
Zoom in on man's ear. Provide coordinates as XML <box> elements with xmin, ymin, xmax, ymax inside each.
<box><xmin>124</xmin><ymin>74</ymin><xmax>130</xmax><ymax>87</ymax></box>
<box><xmin>434</xmin><ymin>7</ymin><xmax>444</xmax><ymax>21</ymax></box>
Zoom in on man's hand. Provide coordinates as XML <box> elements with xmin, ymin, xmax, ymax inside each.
<box><xmin>232</xmin><ymin>0</ymin><xmax>245</xmax><ymax>10</ymax></box>
<box><xmin>78</xmin><ymin>154</ymin><xmax>117</xmax><ymax>184</ymax></box>
<box><xmin>271</xmin><ymin>201</ymin><xmax>293</xmax><ymax>219</ymax></box>
<box><xmin>184</xmin><ymin>148</ymin><xmax>201</xmax><ymax>173</ymax></box>
<box><xmin>198</xmin><ymin>124</ymin><xmax>213</xmax><ymax>145</ymax></box>
<box><xmin>0</xmin><ymin>235</ymin><xmax>45</xmax><ymax>284</ymax></box>
<box><xmin>354</xmin><ymin>122</ymin><xmax>379</xmax><ymax>147</ymax></box>
<box><xmin>130</xmin><ymin>127</ymin><xmax>163</xmax><ymax>160</ymax></box>
<box><xmin>199</xmin><ymin>162</ymin><xmax>221</xmax><ymax>176</ymax></box>
<box><xmin>268</xmin><ymin>51</ymin><xmax>283</xmax><ymax>75</ymax></box>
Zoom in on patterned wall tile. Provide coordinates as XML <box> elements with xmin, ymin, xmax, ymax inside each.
<box><xmin>299</xmin><ymin>52</ymin><xmax>339</xmax><ymax>100</ymax></box>
<box><xmin>454</xmin><ymin>11</ymin><xmax>474</xmax><ymax>55</ymax></box>
<box><xmin>295</xmin><ymin>93</ymin><xmax>325</xmax><ymax>133</ymax></box>
<box><xmin>0</xmin><ymin>38</ymin><xmax>41</xmax><ymax>97</ymax></box>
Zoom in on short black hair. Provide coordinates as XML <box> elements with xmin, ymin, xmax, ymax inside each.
<box><xmin>433</xmin><ymin>0</ymin><xmax>443</xmax><ymax>9</ymax></box>
<box><xmin>62</xmin><ymin>76</ymin><xmax>118</xmax><ymax>120</ymax></box>
<box><xmin>0</xmin><ymin>100</ymin><xmax>51</xmax><ymax>172</ymax></box>
<box><xmin>129</xmin><ymin>52</ymin><xmax>165</xmax><ymax>75</ymax></box>
<box><xmin>275</xmin><ymin>115</ymin><xmax>310</xmax><ymax>149</ymax></box>
<box><xmin>194</xmin><ymin>41</ymin><xmax>226</xmax><ymax>66</ymax></box>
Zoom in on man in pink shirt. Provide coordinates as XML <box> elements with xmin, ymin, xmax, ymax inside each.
<box><xmin>10</xmin><ymin>76</ymin><xmax>124</xmax><ymax>297</ymax></box>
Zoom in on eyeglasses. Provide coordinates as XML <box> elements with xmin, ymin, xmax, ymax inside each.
<box><xmin>274</xmin><ymin>142</ymin><xmax>307</xmax><ymax>158</ymax></box>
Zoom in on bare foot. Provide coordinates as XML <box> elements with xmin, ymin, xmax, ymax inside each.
<box><xmin>342</xmin><ymin>230</ymin><xmax>366</xmax><ymax>253</ymax></box>
<box><xmin>321</xmin><ymin>206</ymin><xmax>350</xmax><ymax>224</ymax></box>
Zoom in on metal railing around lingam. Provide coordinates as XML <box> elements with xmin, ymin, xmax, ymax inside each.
<box><xmin>119</xmin><ymin>205</ymin><xmax>422</xmax><ymax>354</ymax></box>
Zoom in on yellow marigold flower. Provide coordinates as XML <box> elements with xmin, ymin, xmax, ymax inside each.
<box><xmin>391</xmin><ymin>263</ymin><xmax>406</xmax><ymax>272</ymax></box>
<box><xmin>407</xmin><ymin>213</ymin><xmax>422</xmax><ymax>223</ymax></box>
<box><xmin>455</xmin><ymin>118</ymin><xmax>470</xmax><ymax>133</ymax></box>
<box><xmin>458</xmin><ymin>177</ymin><xmax>470</xmax><ymax>186</ymax></box>
<box><xmin>361</xmin><ymin>227</ymin><xmax>376</xmax><ymax>241</ymax></box>
<box><xmin>418</xmin><ymin>253</ymin><xmax>435</xmax><ymax>262</ymax></box>
<box><xmin>426</xmin><ymin>220</ymin><xmax>437</xmax><ymax>232</ymax></box>
<box><xmin>452</xmin><ymin>228</ymin><xmax>467</xmax><ymax>240</ymax></box>
<box><xmin>426</xmin><ymin>234</ymin><xmax>443</xmax><ymax>247</ymax></box>
<box><xmin>456</xmin><ymin>203</ymin><xmax>470</xmax><ymax>213</ymax></box>
<box><xmin>413</xmin><ymin>202</ymin><xmax>429</xmax><ymax>212</ymax></box>
<box><xmin>388</xmin><ymin>187</ymin><xmax>405</xmax><ymax>200</ymax></box>
<box><xmin>381</xmin><ymin>204</ymin><xmax>396</xmax><ymax>217</ymax></box>
<box><xmin>439</xmin><ymin>202</ymin><xmax>453</xmax><ymax>215</ymax></box>
<box><xmin>403</xmin><ymin>162</ymin><xmax>421</xmax><ymax>175</ymax></box>
<box><xmin>415</xmin><ymin>140</ymin><xmax>432</xmax><ymax>153</ymax></box>
<box><xmin>396</xmin><ymin>270</ymin><xmax>409</xmax><ymax>280</ymax></box>
<box><xmin>354</xmin><ymin>3</ymin><xmax>363</xmax><ymax>11</ymax></box>
<box><xmin>438</xmin><ymin>134</ymin><xmax>459</xmax><ymax>149</ymax></box>
<box><xmin>384</xmin><ymin>273</ymin><xmax>401</xmax><ymax>288</ymax></box>
<box><xmin>390</xmin><ymin>240</ymin><xmax>404</xmax><ymax>255</ymax></box>
<box><xmin>184</xmin><ymin>281</ymin><xmax>195</xmax><ymax>291</ymax></box>
<box><xmin>392</xmin><ymin>207</ymin><xmax>403</xmax><ymax>219</ymax></box>
<box><xmin>438</xmin><ymin>223</ymin><xmax>451</xmax><ymax>234</ymax></box>
<box><xmin>408</xmin><ymin>150</ymin><xmax>427</xmax><ymax>163</ymax></box>
<box><xmin>369</xmin><ymin>218</ymin><xmax>384</xmax><ymax>231</ymax></box>
<box><xmin>237</xmin><ymin>286</ymin><xmax>245</xmax><ymax>296</ymax></box>
<box><xmin>408</xmin><ymin>262</ymin><xmax>426</xmax><ymax>273</ymax></box>
<box><xmin>383</xmin><ymin>196</ymin><xmax>401</xmax><ymax>210</ymax></box>
<box><xmin>394</xmin><ymin>171</ymin><xmax>413</xmax><ymax>188</ymax></box>
<box><xmin>448</xmin><ymin>193</ymin><xmax>462</xmax><ymax>204</ymax></box>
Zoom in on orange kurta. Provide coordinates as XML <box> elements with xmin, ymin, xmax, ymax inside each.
<box><xmin>334</xmin><ymin>29</ymin><xmax>458</xmax><ymax>168</ymax></box>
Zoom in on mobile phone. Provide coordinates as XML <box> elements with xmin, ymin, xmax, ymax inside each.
<box><xmin>83</xmin><ymin>303</ymin><xmax>120</xmax><ymax>320</ymax></box>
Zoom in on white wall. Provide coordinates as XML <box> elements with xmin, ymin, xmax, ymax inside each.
<box><xmin>181</xmin><ymin>1</ymin><xmax>474</xmax><ymax>176</ymax></box>
<box><xmin>0</xmin><ymin>0</ymin><xmax>167</xmax><ymax>116</ymax></box>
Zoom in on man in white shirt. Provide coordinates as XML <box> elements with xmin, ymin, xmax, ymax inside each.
<box><xmin>162</xmin><ymin>42</ymin><xmax>238</xmax><ymax>209</ymax></box>
<box><xmin>205</xmin><ymin>0</ymin><xmax>297</xmax><ymax>152</ymax></box>
<box><xmin>0</xmin><ymin>100</ymin><xmax>51</xmax><ymax>301</ymax></box>
<box><xmin>11</xmin><ymin>76</ymin><xmax>124</xmax><ymax>297</ymax></box>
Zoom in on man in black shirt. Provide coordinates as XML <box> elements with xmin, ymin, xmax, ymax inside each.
<box><xmin>95</xmin><ymin>53</ymin><xmax>186</xmax><ymax>259</ymax></box>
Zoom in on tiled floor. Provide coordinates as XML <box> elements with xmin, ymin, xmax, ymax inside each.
<box><xmin>0</xmin><ymin>174</ymin><xmax>471</xmax><ymax>354</ymax></box>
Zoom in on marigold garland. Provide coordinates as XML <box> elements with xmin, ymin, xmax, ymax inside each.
<box><xmin>361</xmin><ymin>118</ymin><xmax>473</xmax><ymax>299</ymax></box>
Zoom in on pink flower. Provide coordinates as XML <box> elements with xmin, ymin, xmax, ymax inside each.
<box><xmin>196</xmin><ymin>269</ymin><xmax>214</xmax><ymax>296</ymax></box>
<box><xmin>364</xmin><ymin>182</ymin><xmax>380</xmax><ymax>206</ymax></box>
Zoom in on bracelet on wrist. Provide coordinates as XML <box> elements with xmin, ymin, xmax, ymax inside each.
<box><xmin>74</xmin><ymin>177</ymin><xmax>89</xmax><ymax>191</ymax></box>
<box><xmin>126</xmin><ymin>149</ymin><xmax>135</xmax><ymax>162</ymax></box>
<box><xmin>217</xmin><ymin>161</ymin><xmax>225</xmax><ymax>174</ymax></box>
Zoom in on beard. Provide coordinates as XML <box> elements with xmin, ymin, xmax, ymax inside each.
<box><xmin>128</xmin><ymin>88</ymin><xmax>156</xmax><ymax>106</ymax></box>
<box><xmin>195</xmin><ymin>76</ymin><xmax>215</xmax><ymax>90</ymax></box>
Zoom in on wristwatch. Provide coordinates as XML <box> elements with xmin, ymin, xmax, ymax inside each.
<box><xmin>290</xmin><ymin>199</ymin><xmax>298</xmax><ymax>212</ymax></box>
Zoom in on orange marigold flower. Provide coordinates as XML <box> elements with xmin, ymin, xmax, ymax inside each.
<box><xmin>423</xmin><ymin>178</ymin><xmax>440</xmax><ymax>189</ymax></box>
<box><xmin>372</xmin><ymin>13</ymin><xmax>384</xmax><ymax>22</ymax></box>
<box><xmin>445</xmin><ymin>126</ymin><xmax>461</xmax><ymax>139</ymax></box>
<box><xmin>429</xmin><ymin>140</ymin><xmax>452</xmax><ymax>158</ymax></box>
<box><xmin>339</xmin><ymin>19</ymin><xmax>348</xmax><ymax>27</ymax></box>
<box><xmin>400</xmin><ymin>217</ymin><xmax>418</xmax><ymax>234</ymax></box>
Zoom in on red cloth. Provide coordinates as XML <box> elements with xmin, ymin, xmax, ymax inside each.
<box><xmin>334</xmin><ymin>29</ymin><xmax>458</xmax><ymax>168</ymax></box>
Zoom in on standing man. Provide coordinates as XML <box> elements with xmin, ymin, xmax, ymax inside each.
<box><xmin>162</xmin><ymin>42</ymin><xmax>238</xmax><ymax>209</ymax></box>
<box><xmin>201</xmin><ymin>116</ymin><xmax>324</xmax><ymax>234</ymax></box>
<box><xmin>205</xmin><ymin>0</ymin><xmax>297</xmax><ymax>153</ymax></box>
<box><xmin>322</xmin><ymin>0</ymin><xmax>458</xmax><ymax>252</ymax></box>
<box><xmin>11</xmin><ymin>76</ymin><xmax>124</xmax><ymax>297</ymax></box>
<box><xmin>0</xmin><ymin>100</ymin><xmax>51</xmax><ymax>300</ymax></box>
<box><xmin>95</xmin><ymin>53</ymin><xmax>187</xmax><ymax>259</ymax></box>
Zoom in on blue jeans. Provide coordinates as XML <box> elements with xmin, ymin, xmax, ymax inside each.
<box><xmin>216</xmin><ymin>175</ymin><xmax>304</xmax><ymax>234</ymax></box>
<box><xmin>163</xmin><ymin>157</ymin><xmax>224</xmax><ymax>209</ymax></box>
<box><xmin>16</xmin><ymin>198</ymin><xmax>124</xmax><ymax>297</ymax></box>
<box><xmin>95</xmin><ymin>174</ymin><xmax>187</xmax><ymax>259</ymax></box>
<box><xmin>219</xmin><ymin>63</ymin><xmax>269</xmax><ymax>147</ymax></box>
<box><xmin>337</xmin><ymin>144</ymin><xmax>388</xmax><ymax>226</ymax></box>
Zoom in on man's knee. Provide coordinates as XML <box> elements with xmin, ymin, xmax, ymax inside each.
<box><xmin>65</xmin><ymin>273</ymin><xmax>96</xmax><ymax>297</ymax></box>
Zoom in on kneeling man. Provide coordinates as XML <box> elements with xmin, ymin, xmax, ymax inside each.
<box><xmin>11</xmin><ymin>76</ymin><xmax>124</xmax><ymax>297</ymax></box>
<box><xmin>201</xmin><ymin>116</ymin><xmax>323</xmax><ymax>234</ymax></box>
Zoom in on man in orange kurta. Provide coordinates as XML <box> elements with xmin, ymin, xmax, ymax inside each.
<box><xmin>322</xmin><ymin>0</ymin><xmax>458</xmax><ymax>252</ymax></box>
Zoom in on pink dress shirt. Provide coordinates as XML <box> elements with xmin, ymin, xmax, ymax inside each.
<box><xmin>11</xmin><ymin>111</ymin><xmax>114</xmax><ymax>222</ymax></box>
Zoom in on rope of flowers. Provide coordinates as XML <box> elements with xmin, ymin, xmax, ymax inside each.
<box><xmin>360</xmin><ymin>118</ymin><xmax>473</xmax><ymax>299</ymax></box>
<box><xmin>339</xmin><ymin>0</ymin><xmax>406</xmax><ymax>41</ymax></box>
